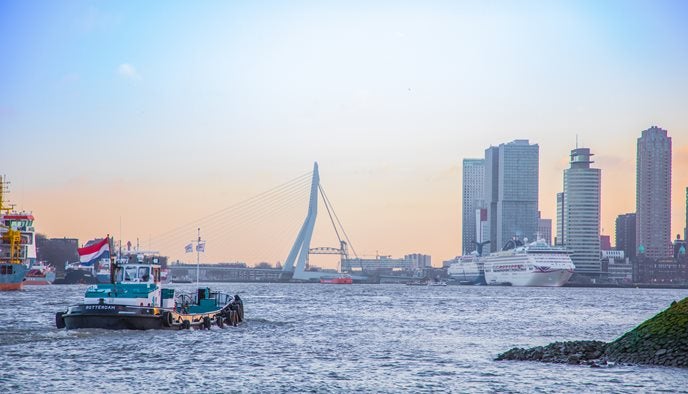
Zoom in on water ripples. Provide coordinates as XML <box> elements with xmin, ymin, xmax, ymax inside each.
<box><xmin>2</xmin><ymin>284</ymin><xmax>688</xmax><ymax>393</ymax></box>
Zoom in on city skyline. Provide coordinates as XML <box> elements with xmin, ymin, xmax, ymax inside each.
<box><xmin>2</xmin><ymin>1</ymin><xmax>688</xmax><ymax>265</ymax></box>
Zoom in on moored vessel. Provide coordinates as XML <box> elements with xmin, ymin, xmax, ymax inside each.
<box><xmin>56</xmin><ymin>238</ymin><xmax>244</xmax><ymax>330</ymax></box>
<box><xmin>483</xmin><ymin>238</ymin><xmax>575</xmax><ymax>287</ymax></box>
<box><xmin>53</xmin><ymin>261</ymin><xmax>99</xmax><ymax>284</ymax></box>
<box><xmin>447</xmin><ymin>254</ymin><xmax>485</xmax><ymax>285</ymax></box>
<box><xmin>24</xmin><ymin>261</ymin><xmax>56</xmax><ymax>285</ymax></box>
<box><xmin>0</xmin><ymin>176</ymin><xmax>35</xmax><ymax>291</ymax></box>
<box><xmin>320</xmin><ymin>275</ymin><xmax>353</xmax><ymax>284</ymax></box>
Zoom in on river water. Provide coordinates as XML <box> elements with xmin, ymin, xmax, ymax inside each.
<box><xmin>1</xmin><ymin>284</ymin><xmax>687</xmax><ymax>393</ymax></box>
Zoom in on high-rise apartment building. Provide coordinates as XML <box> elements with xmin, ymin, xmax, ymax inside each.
<box><xmin>484</xmin><ymin>147</ymin><xmax>500</xmax><ymax>252</ymax></box>
<box><xmin>484</xmin><ymin>140</ymin><xmax>539</xmax><ymax>251</ymax></box>
<box><xmin>563</xmin><ymin>148</ymin><xmax>601</xmax><ymax>274</ymax></box>
<box><xmin>555</xmin><ymin>192</ymin><xmax>564</xmax><ymax>246</ymax></box>
<box><xmin>636</xmin><ymin>126</ymin><xmax>672</xmax><ymax>259</ymax></box>
<box><xmin>462</xmin><ymin>159</ymin><xmax>485</xmax><ymax>254</ymax></box>
<box><xmin>615</xmin><ymin>213</ymin><xmax>636</xmax><ymax>259</ymax></box>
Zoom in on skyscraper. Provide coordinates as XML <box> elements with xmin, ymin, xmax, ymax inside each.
<box><xmin>556</xmin><ymin>192</ymin><xmax>564</xmax><ymax>246</ymax></box>
<box><xmin>615</xmin><ymin>213</ymin><xmax>636</xmax><ymax>259</ymax></box>
<box><xmin>484</xmin><ymin>147</ymin><xmax>500</xmax><ymax>252</ymax></box>
<box><xmin>563</xmin><ymin>147</ymin><xmax>601</xmax><ymax>274</ymax></box>
<box><xmin>462</xmin><ymin>159</ymin><xmax>485</xmax><ymax>253</ymax></box>
<box><xmin>484</xmin><ymin>140</ymin><xmax>539</xmax><ymax>251</ymax></box>
<box><xmin>636</xmin><ymin>126</ymin><xmax>672</xmax><ymax>259</ymax></box>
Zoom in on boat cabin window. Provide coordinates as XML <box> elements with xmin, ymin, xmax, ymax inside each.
<box><xmin>138</xmin><ymin>266</ymin><xmax>150</xmax><ymax>282</ymax></box>
<box><xmin>114</xmin><ymin>264</ymin><xmax>155</xmax><ymax>283</ymax></box>
<box><xmin>124</xmin><ymin>266</ymin><xmax>138</xmax><ymax>282</ymax></box>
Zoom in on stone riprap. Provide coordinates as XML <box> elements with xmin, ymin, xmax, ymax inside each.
<box><xmin>496</xmin><ymin>297</ymin><xmax>688</xmax><ymax>368</ymax></box>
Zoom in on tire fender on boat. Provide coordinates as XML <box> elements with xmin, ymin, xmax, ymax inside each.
<box><xmin>237</xmin><ymin>304</ymin><xmax>244</xmax><ymax>322</ymax></box>
<box><xmin>55</xmin><ymin>312</ymin><xmax>66</xmax><ymax>329</ymax></box>
<box><xmin>162</xmin><ymin>311</ymin><xmax>173</xmax><ymax>327</ymax></box>
<box><xmin>216</xmin><ymin>315</ymin><xmax>224</xmax><ymax>328</ymax></box>
<box><xmin>203</xmin><ymin>316</ymin><xmax>211</xmax><ymax>330</ymax></box>
<box><xmin>181</xmin><ymin>320</ymin><xmax>190</xmax><ymax>330</ymax></box>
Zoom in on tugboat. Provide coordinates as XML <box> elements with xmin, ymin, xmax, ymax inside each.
<box><xmin>55</xmin><ymin>238</ymin><xmax>244</xmax><ymax>330</ymax></box>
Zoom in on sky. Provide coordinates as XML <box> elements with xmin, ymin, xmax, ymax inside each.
<box><xmin>1</xmin><ymin>0</ymin><xmax>687</xmax><ymax>267</ymax></box>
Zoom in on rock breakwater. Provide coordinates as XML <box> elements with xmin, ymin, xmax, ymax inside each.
<box><xmin>496</xmin><ymin>297</ymin><xmax>688</xmax><ymax>368</ymax></box>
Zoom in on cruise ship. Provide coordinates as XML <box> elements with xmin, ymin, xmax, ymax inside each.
<box><xmin>483</xmin><ymin>238</ymin><xmax>575</xmax><ymax>287</ymax></box>
<box><xmin>447</xmin><ymin>254</ymin><xmax>484</xmax><ymax>285</ymax></box>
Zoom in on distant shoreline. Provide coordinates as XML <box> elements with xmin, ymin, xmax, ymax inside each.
<box><xmin>564</xmin><ymin>283</ymin><xmax>688</xmax><ymax>289</ymax></box>
<box><xmin>50</xmin><ymin>280</ymin><xmax>688</xmax><ymax>288</ymax></box>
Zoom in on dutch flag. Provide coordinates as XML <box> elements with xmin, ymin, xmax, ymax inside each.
<box><xmin>78</xmin><ymin>237</ymin><xmax>110</xmax><ymax>266</ymax></box>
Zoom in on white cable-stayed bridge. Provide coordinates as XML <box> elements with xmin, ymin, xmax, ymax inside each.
<box><xmin>149</xmin><ymin>162</ymin><xmax>357</xmax><ymax>281</ymax></box>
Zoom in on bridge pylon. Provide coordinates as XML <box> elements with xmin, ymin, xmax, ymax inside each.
<box><xmin>281</xmin><ymin>162</ymin><xmax>320</xmax><ymax>280</ymax></box>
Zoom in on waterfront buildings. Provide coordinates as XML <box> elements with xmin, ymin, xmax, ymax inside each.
<box><xmin>600</xmin><ymin>235</ymin><xmax>611</xmax><ymax>251</ymax></box>
<box><xmin>685</xmin><ymin>187</ymin><xmax>687</xmax><ymax>241</ymax></box>
<box><xmin>537</xmin><ymin>212</ymin><xmax>552</xmax><ymax>245</ymax></box>
<box><xmin>636</xmin><ymin>126</ymin><xmax>672</xmax><ymax>259</ymax></box>
<box><xmin>36</xmin><ymin>237</ymin><xmax>79</xmax><ymax>277</ymax></box>
<box><xmin>563</xmin><ymin>147</ymin><xmax>602</xmax><ymax>275</ymax></box>
<box><xmin>601</xmin><ymin>250</ymin><xmax>632</xmax><ymax>283</ymax></box>
<box><xmin>674</xmin><ymin>236</ymin><xmax>687</xmax><ymax>259</ymax></box>
<box><xmin>616</xmin><ymin>213</ymin><xmax>637</xmax><ymax>259</ymax></box>
<box><xmin>341</xmin><ymin>255</ymin><xmax>415</xmax><ymax>273</ymax></box>
<box><xmin>634</xmin><ymin>254</ymin><xmax>688</xmax><ymax>284</ymax></box>
<box><xmin>484</xmin><ymin>140</ymin><xmax>539</xmax><ymax>252</ymax></box>
<box><xmin>404</xmin><ymin>253</ymin><xmax>432</xmax><ymax>270</ymax></box>
<box><xmin>462</xmin><ymin>159</ymin><xmax>485</xmax><ymax>254</ymax></box>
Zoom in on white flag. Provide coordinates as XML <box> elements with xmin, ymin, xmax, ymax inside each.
<box><xmin>184</xmin><ymin>243</ymin><xmax>193</xmax><ymax>253</ymax></box>
<box><xmin>196</xmin><ymin>242</ymin><xmax>205</xmax><ymax>252</ymax></box>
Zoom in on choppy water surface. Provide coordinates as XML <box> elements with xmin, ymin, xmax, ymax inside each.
<box><xmin>1</xmin><ymin>284</ymin><xmax>687</xmax><ymax>393</ymax></box>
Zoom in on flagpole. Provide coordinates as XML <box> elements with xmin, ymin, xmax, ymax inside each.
<box><xmin>196</xmin><ymin>227</ymin><xmax>200</xmax><ymax>288</ymax></box>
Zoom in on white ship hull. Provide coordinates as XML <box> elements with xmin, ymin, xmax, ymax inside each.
<box><xmin>482</xmin><ymin>240</ymin><xmax>575</xmax><ymax>287</ymax></box>
<box><xmin>484</xmin><ymin>266</ymin><xmax>573</xmax><ymax>287</ymax></box>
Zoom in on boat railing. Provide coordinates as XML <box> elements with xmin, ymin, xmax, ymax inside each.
<box><xmin>174</xmin><ymin>289</ymin><xmax>235</xmax><ymax>310</ymax></box>
<box><xmin>209</xmin><ymin>291</ymin><xmax>234</xmax><ymax>306</ymax></box>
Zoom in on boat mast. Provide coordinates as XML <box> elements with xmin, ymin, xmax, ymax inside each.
<box><xmin>0</xmin><ymin>175</ymin><xmax>15</xmax><ymax>215</ymax></box>
<box><xmin>196</xmin><ymin>227</ymin><xmax>200</xmax><ymax>287</ymax></box>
